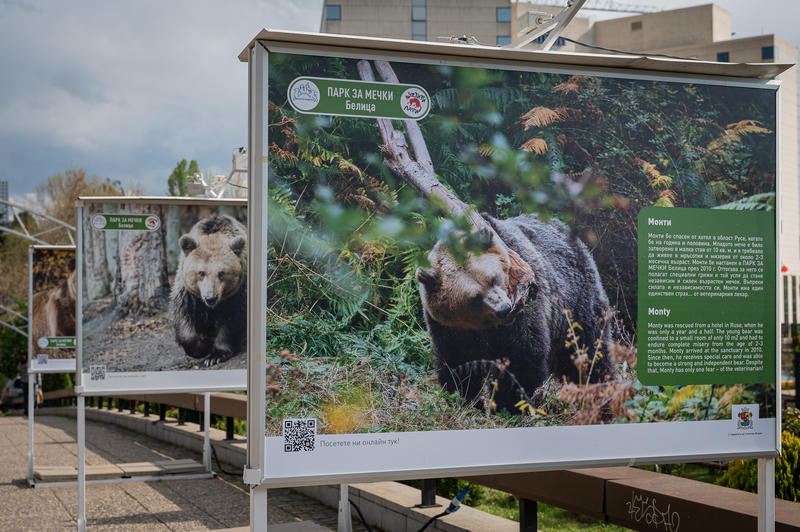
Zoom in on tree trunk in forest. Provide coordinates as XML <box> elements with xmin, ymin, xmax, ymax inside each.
<box><xmin>114</xmin><ymin>203</ymin><xmax>170</xmax><ymax>316</ymax></box>
<box><xmin>82</xmin><ymin>206</ymin><xmax>110</xmax><ymax>302</ymax></box>
<box><xmin>357</xmin><ymin>59</ymin><xmax>534</xmax><ymax>307</ymax></box>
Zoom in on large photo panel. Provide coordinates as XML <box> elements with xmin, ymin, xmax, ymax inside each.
<box><xmin>258</xmin><ymin>46</ymin><xmax>778</xmax><ymax>485</ymax></box>
<box><xmin>77</xmin><ymin>197</ymin><xmax>247</xmax><ymax>394</ymax></box>
<box><xmin>29</xmin><ymin>245</ymin><xmax>77</xmax><ymax>373</ymax></box>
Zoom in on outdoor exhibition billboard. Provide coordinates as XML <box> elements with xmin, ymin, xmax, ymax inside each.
<box><xmin>29</xmin><ymin>245</ymin><xmax>77</xmax><ymax>373</ymax></box>
<box><xmin>76</xmin><ymin>197</ymin><xmax>247</xmax><ymax>394</ymax></box>
<box><xmin>247</xmin><ymin>34</ymin><xmax>780</xmax><ymax>487</ymax></box>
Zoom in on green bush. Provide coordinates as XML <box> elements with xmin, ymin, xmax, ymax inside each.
<box><xmin>716</xmin><ymin>431</ymin><xmax>800</xmax><ymax>502</ymax></box>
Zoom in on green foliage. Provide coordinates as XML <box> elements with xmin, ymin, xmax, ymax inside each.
<box><xmin>264</xmin><ymin>52</ymin><xmax>777</xmax><ymax>434</ymax></box>
<box><xmin>716</xmin><ymin>431</ymin><xmax>800</xmax><ymax>502</ymax></box>
<box><xmin>42</xmin><ymin>373</ymin><xmax>72</xmax><ymax>392</ymax></box>
<box><xmin>167</xmin><ymin>158</ymin><xmax>199</xmax><ymax>196</ymax></box>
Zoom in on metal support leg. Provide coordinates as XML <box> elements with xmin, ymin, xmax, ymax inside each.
<box><xmin>143</xmin><ymin>402</ymin><xmax>150</xmax><ymax>417</ymax></box>
<box><xmin>178</xmin><ymin>408</ymin><xmax>185</xmax><ymax>425</ymax></box>
<box><xmin>226</xmin><ymin>416</ymin><xmax>235</xmax><ymax>440</ymax></box>
<box><xmin>117</xmin><ymin>398</ymin><xmax>123</xmax><ymax>412</ymax></box>
<box><xmin>203</xmin><ymin>393</ymin><xmax>211</xmax><ymax>472</ymax></box>
<box><xmin>129</xmin><ymin>400</ymin><xmax>135</xmax><ymax>415</ymax></box>
<box><xmin>419</xmin><ymin>478</ymin><xmax>439</xmax><ymax>507</ymax></box>
<box><xmin>758</xmin><ymin>457</ymin><xmax>775</xmax><ymax>532</ymax></box>
<box><xmin>338</xmin><ymin>484</ymin><xmax>352</xmax><ymax>532</ymax></box>
<box><xmin>77</xmin><ymin>395</ymin><xmax>86</xmax><ymax>532</ymax></box>
<box><xmin>520</xmin><ymin>498</ymin><xmax>537</xmax><ymax>532</ymax></box>
<box><xmin>250</xmin><ymin>485</ymin><xmax>268</xmax><ymax>531</ymax></box>
<box><xmin>159</xmin><ymin>403</ymin><xmax>167</xmax><ymax>421</ymax></box>
<box><xmin>27</xmin><ymin>373</ymin><xmax>34</xmax><ymax>485</ymax></box>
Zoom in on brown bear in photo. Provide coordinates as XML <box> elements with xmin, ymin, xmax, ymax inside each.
<box><xmin>31</xmin><ymin>260</ymin><xmax>77</xmax><ymax>342</ymax></box>
<box><xmin>416</xmin><ymin>214</ymin><xmax>612</xmax><ymax>411</ymax></box>
<box><xmin>170</xmin><ymin>215</ymin><xmax>247</xmax><ymax>366</ymax></box>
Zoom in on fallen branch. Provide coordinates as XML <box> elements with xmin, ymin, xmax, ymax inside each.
<box><xmin>356</xmin><ymin>59</ymin><xmax>534</xmax><ymax>307</ymax></box>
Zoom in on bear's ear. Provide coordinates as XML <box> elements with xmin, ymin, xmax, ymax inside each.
<box><xmin>415</xmin><ymin>267</ymin><xmax>439</xmax><ymax>288</ymax></box>
<box><xmin>179</xmin><ymin>235</ymin><xmax>197</xmax><ymax>256</ymax></box>
<box><xmin>230</xmin><ymin>236</ymin><xmax>246</xmax><ymax>257</ymax></box>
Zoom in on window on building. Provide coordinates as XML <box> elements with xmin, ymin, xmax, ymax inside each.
<box><xmin>412</xmin><ymin>0</ymin><xmax>426</xmax><ymax>21</ymax></box>
<box><xmin>497</xmin><ymin>7</ymin><xmax>511</xmax><ymax>23</ymax></box>
<box><xmin>762</xmin><ymin>46</ymin><xmax>777</xmax><ymax>60</ymax></box>
<box><xmin>497</xmin><ymin>35</ymin><xmax>511</xmax><ymax>46</ymax></box>
<box><xmin>631</xmin><ymin>20</ymin><xmax>642</xmax><ymax>31</ymax></box>
<box><xmin>412</xmin><ymin>21</ymin><xmax>427</xmax><ymax>41</ymax></box>
<box><xmin>717</xmin><ymin>51</ymin><xmax>730</xmax><ymax>62</ymax></box>
<box><xmin>325</xmin><ymin>5</ymin><xmax>341</xmax><ymax>20</ymax></box>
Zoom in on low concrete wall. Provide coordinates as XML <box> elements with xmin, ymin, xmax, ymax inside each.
<box><xmin>40</xmin><ymin>406</ymin><xmax>518</xmax><ymax>532</ymax></box>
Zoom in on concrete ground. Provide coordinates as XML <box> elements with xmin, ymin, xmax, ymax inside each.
<box><xmin>0</xmin><ymin>413</ymin><xmax>370</xmax><ymax>531</ymax></box>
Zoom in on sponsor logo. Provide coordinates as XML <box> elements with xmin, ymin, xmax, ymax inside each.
<box><xmin>732</xmin><ymin>404</ymin><xmax>758</xmax><ymax>431</ymax></box>
<box><xmin>290</xmin><ymin>80</ymin><xmax>321</xmax><ymax>111</ymax></box>
<box><xmin>37</xmin><ymin>337</ymin><xmax>48</xmax><ymax>349</ymax></box>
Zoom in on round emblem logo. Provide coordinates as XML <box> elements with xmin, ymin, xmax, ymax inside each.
<box><xmin>290</xmin><ymin>80</ymin><xmax>321</xmax><ymax>111</ymax></box>
<box><xmin>145</xmin><ymin>215</ymin><xmax>161</xmax><ymax>231</ymax></box>
<box><xmin>400</xmin><ymin>87</ymin><xmax>430</xmax><ymax>118</ymax></box>
<box><xmin>37</xmin><ymin>337</ymin><xmax>48</xmax><ymax>349</ymax></box>
<box><xmin>92</xmin><ymin>215</ymin><xmax>107</xmax><ymax>229</ymax></box>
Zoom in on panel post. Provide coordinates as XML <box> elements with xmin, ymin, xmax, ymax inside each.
<box><xmin>203</xmin><ymin>392</ymin><xmax>211</xmax><ymax>472</ymax></box>
<box><xmin>27</xmin><ymin>372</ymin><xmax>34</xmax><ymax>485</ymax></box>
<box><xmin>338</xmin><ymin>484</ymin><xmax>352</xmax><ymax>532</ymax></box>
<box><xmin>226</xmin><ymin>416</ymin><xmax>235</xmax><ymax>440</ymax></box>
<box><xmin>77</xmin><ymin>394</ymin><xmax>86</xmax><ymax>532</ymax></box>
<box><xmin>159</xmin><ymin>403</ymin><xmax>167</xmax><ymax>421</ymax></box>
<box><xmin>178</xmin><ymin>407</ymin><xmax>186</xmax><ymax>425</ymax></box>
<box><xmin>758</xmin><ymin>457</ymin><xmax>775</xmax><ymax>532</ymax></box>
<box><xmin>520</xmin><ymin>498</ymin><xmax>538</xmax><ymax>532</ymax></box>
<box><xmin>250</xmin><ymin>485</ymin><xmax>268</xmax><ymax>532</ymax></box>
<box><xmin>420</xmin><ymin>478</ymin><xmax>438</xmax><ymax>507</ymax></box>
<box><xmin>143</xmin><ymin>401</ymin><xmax>150</xmax><ymax>417</ymax></box>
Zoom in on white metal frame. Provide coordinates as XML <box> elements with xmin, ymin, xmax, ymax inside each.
<box><xmin>246</xmin><ymin>34</ymin><xmax>782</xmax><ymax>531</ymax></box>
<box><xmin>74</xmin><ymin>196</ymin><xmax>248</xmax><ymax>530</ymax></box>
<box><xmin>27</xmin><ymin>245</ymin><xmax>77</xmax><ymax>487</ymax></box>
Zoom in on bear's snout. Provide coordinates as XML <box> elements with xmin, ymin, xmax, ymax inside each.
<box><xmin>496</xmin><ymin>302</ymin><xmax>512</xmax><ymax>319</ymax></box>
<box><xmin>204</xmin><ymin>295</ymin><xmax>219</xmax><ymax>307</ymax></box>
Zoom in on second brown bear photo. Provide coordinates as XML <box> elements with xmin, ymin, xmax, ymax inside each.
<box><xmin>80</xmin><ymin>200</ymin><xmax>248</xmax><ymax>373</ymax></box>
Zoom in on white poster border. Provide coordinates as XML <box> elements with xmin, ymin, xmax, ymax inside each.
<box><xmin>75</xmin><ymin>197</ymin><xmax>248</xmax><ymax>395</ymax></box>
<box><xmin>249</xmin><ymin>38</ymin><xmax>782</xmax><ymax>489</ymax></box>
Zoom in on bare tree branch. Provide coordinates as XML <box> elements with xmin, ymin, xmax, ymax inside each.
<box><xmin>356</xmin><ymin>59</ymin><xmax>535</xmax><ymax>307</ymax></box>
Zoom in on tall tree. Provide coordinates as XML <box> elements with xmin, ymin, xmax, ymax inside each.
<box><xmin>35</xmin><ymin>167</ymin><xmax>128</xmax><ymax>231</ymax></box>
<box><xmin>167</xmin><ymin>159</ymin><xmax>199</xmax><ymax>197</ymax></box>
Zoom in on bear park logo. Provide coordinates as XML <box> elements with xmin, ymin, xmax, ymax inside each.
<box><xmin>290</xmin><ymin>79</ymin><xmax>321</xmax><ymax>112</ymax></box>
<box><xmin>400</xmin><ymin>87</ymin><xmax>430</xmax><ymax>119</ymax></box>
<box><xmin>92</xmin><ymin>214</ymin><xmax>107</xmax><ymax>230</ymax></box>
<box><xmin>144</xmin><ymin>215</ymin><xmax>161</xmax><ymax>231</ymax></box>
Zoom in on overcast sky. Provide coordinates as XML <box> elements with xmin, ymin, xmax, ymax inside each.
<box><xmin>0</xmin><ymin>0</ymin><xmax>798</xmax><ymax>202</ymax></box>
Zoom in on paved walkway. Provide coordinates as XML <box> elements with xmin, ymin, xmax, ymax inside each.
<box><xmin>0</xmin><ymin>413</ymin><xmax>369</xmax><ymax>531</ymax></box>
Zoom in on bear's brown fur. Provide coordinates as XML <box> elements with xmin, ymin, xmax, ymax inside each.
<box><xmin>31</xmin><ymin>265</ymin><xmax>77</xmax><ymax>343</ymax></box>
<box><xmin>417</xmin><ymin>214</ymin><xmax>612</xmax><ymax>411</ymax></box>
<box><xmin>169</xmin><ymin>215</ymin><xmax>247</xmax><ymax>366</ymax></box>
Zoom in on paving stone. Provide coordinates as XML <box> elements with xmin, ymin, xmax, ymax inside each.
<box><xmin>0</xmin><ymin>414</ymin><xmax>366</xmax><ymax>530</ymax></box>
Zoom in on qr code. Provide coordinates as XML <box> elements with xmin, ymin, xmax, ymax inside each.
<box><xmin>89</xmin><ymin>365</ymin><xmax>106</xmax><ymax>381</ymax></box>
<box><xmin>283</xmin><ymin>418</ymin><xmax>316</xmax><ymax>452</ymax></box>
<box><xmin>37</xmin><ymin>354</ymin><xmax>48</xmax><ymax>365</ymax></box>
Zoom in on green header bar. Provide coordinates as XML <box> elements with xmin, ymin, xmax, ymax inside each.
<box><xmin>91</xmin><ymin>213</ymin><xmax>161</xmax><ymax>231</ymax></box>
<box><xmin>37</xmin><ymin>336</ymin><xmax>76</xmax><ymax>349</ymax></box>
<box><xmin>287</xmin><ymin>76</ymin><xmax>431</xmax><ymax>120</ymax></box>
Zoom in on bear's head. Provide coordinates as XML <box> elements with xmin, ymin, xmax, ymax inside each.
<box><xmin>416</xmin><ymin>230</ymin><xmax>515</xmax><ymax>330</ymax></box>
<box><xmin>179</xmin><ymin>216</ymin><xmax>246</xmax><ymax>309</ymax></box>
